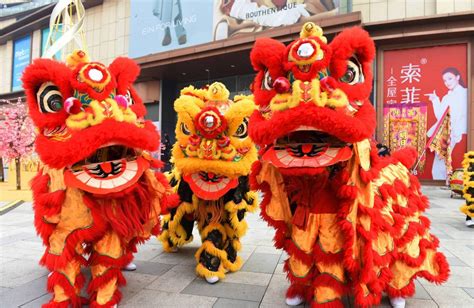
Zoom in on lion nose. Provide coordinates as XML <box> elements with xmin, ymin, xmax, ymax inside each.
<box><xmin>273</xmin><ymin>77</ymin><xmax>291</xmax><ymax>94</ymax></box>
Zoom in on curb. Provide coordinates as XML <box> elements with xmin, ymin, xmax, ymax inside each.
<box><xmin>0</xmin><ymin>200</ymin><xmax>24</xmax><ymax>216</ymax></box>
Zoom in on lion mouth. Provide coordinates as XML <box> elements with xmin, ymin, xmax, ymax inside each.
<box><xmin>297</xmin><ymin>64</ymin><xmax>311</xmax><ymax>73</ymax></box>
<box><xmin>184</xmin><ymin>172</ymin><xmax>238</xmax><ymax>201</ymax></box>
<box><xmin>64</xmin><ymin>144</ymin><xmax>148</xmax><ymax>194</ymax></box>
<box><xmin>71</xmin><ymin>145</ymin><xmax>137</xmax><ymax>171</ymax></box>
<box><xmin>263</xmin><ymin>127</ymin><xmax>353</xmax><ymax>168</ymax></box>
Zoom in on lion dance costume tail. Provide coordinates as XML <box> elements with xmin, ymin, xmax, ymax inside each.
<box><xmin>23</xmin><ymin>50</ymin><xmax>174</xmax><ymax>307</ymax></box>
<box><xmin>158</xmin><ymin>82</ymin><xmax>258</xmax><ymax>282</ymax></box>
<box><xmin>248</xmin><ymin>23</ymin><xmax>450</xmax><ymax>307</ymax></box>
<box><xmin>460</xmin><ymin>152</ymin><xmax>474</xmax><ymax>222</ymax></box>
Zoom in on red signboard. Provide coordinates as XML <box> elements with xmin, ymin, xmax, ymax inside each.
<box><xmin>383</xmin><ymin>44</ymin><xmax>468</xmax><ymax>180</ymax></box>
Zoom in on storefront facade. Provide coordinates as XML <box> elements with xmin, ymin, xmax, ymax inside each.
<box><xmin>0</xmin><ymin>0</ymin><xmax>473</xmax><ymax>182</ymax></box>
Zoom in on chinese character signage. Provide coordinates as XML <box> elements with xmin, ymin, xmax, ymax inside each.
<box><xmin>383</xmin><ymin>44</ymin><xmax>468</xmax><ymax>180</ymax></box>
<box><xmin>129</xmin><ymin>0</ymin><xmax>340</xmax><ymax>58</ymax></box>
<box><xmin>12</xmin><ymin>35</ymin><xmax>31</xmax><ymax>92</ymax></box>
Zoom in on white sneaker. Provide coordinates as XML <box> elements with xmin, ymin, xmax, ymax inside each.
<box><xmin>122</xmin><ymin>262</ymin><xmax>137</xmax><ymax>271</ymax></box>
<box><xmin>205</xmin><ymin>276</ymin><xmax>219</xmax><ymax>284</ymax></box>
<box><xmin>285</xmin><ymin>296</ymin><xmax>304</xmax><ymax>306</ymax></box>
<box><xmin>466</xmin><ymin>219</ymin><xmax>474</xmax><ymax>228</ymax></box>
<box><xmin>389</xmin><ymin>297</ymin><xmax>406</xmax><ymax>308</ymax></box>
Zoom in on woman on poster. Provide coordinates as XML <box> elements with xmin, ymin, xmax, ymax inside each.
<box><xmin>425</xmin><ymin>67</ymin><xmax>467</xmax><ymax>180</ymax></box>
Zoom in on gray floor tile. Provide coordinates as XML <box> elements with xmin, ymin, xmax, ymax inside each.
<box><xmin>213</xmin><ymin>298</ymin><xmax>259</xmax><ymax>308</ymax></box>
<box><xmin>0</xmin><ymin>275</ymin><xmax>48</xmax><ymax>307</ymax></box>
<box><xmin>405</xmin><ymin>298</ymin><xmax>438</xmax><ymax>308</ymax></box>
<box><xmin>462</xmin><ymin>288</ymin><xmax>474</xmax><ymax>298</ymax></box>
<box><xmin>413</xmin><ymin>280</ymin><xmax>432</xmax><ymax>300</ymax></box>
<box><xmin>133</xmin><ymin>260</ymin><xmax>174</xmax><ymax>276</ymax></box>
<box><xmin>424</xmin><ymin>285</ymin><xmax>474</xmax><ymax>307</ymax></box>
<box><xmin>182</xmin><ymin>279</ymin><xmax>267</xmax><ymax>302</ymax></box>
<box><xmin>146</xmin><ymin>264</ymin><xmax>196</xmax><ymax>293</ymax></box>
<box><xmin>0</xmin><ymin>286</ymin><xmax>11</xmax><ymax>296</ymax></box>
<box><xmin>0</xmin><ymin>232</ymin><xmax>33</xmax><ymax>245</ymax></box>
<box><xmin>122</xmin><ymin>289</ymin><xmax>217</xmax><ymax>307</ymax></box>
<box><xmin>261</xmin><ymin>274</ymin><xmax>289</xmax><ymax>305</ymax></box>
<box><xmin>222</xmin><ymin>271</ymin><xmax>272</xmax><ymax>286</ymax></box>
<box><xmin>19</xmin><ymin>293</ymin><xmax>50</xmax><ymax>308</ymax></box>
<box><xmin>278</xmin><ymin>252</ymin><xmax>287</xmax><ymax>264</ymax></box>
<box><xmin>241</xmin><ymin>253</ymin><xmax>280</xmax><ymax>274</ymax></box>
<box><xmin>447</xmin><ymin>256</ymin><xmax>469</xmax><ymax>267</ymax></box>
<box><xmin>121</xmin><ymin>272</ymin><xmax>159</xmax><ymax>305</ymax></box>
<box><xmin>463</xmin><ymin>287</ymin><xmax>474</xmax><ymax>299</ymax></box>
<box><xmin>0</xmin><ymin>259</ymin><xmax>48</xmax><ymax>288</ymax></box>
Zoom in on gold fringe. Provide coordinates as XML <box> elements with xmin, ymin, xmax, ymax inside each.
<box><xmin>223</xmin><ymin>256</ymin><xmax>243</xmax><ymax>272</ymax></box>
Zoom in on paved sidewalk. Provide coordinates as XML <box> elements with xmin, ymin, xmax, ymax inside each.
<box><xmin>0</xmin><ymin>186</ymin><xmax>473</xmax><ymax>307</ymax></box>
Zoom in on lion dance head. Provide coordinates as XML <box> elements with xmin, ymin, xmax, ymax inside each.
<box><xmin>23</xmin><ymin>50</ymin><xmax>160</xmax><ymax>194</ymax></box>
<box><xmin>171</xmin><ymin>82</ymin><xmax>257</xmax><ymax>200</ymax></box>
<box><xmin>249</xmin><ymin>22</ymin><xmax>376</xmax><ymax>177</ymax></box>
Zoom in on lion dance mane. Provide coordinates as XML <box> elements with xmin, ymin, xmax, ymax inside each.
<box><xmin>23</xmin><ymin>51</ymin><xmax>175</xmax><ymax>307</ymax></box>
<box><xmin>159</xmin><ymin>82</ymin><xmax>258</xmax><ymax>281</ymax></box>
<box><xmin>249</xmin><ymin>23</ymin><xmax>450</xmax><ymax>307</ymax></box>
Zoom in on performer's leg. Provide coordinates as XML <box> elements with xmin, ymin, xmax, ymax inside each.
<box><xmin>195</xmin><ymin>222</ymin><xmax>228</xmax><ymax>283</ymax></box>
<box><xmin>44</xmin><ymin>257</ymin><xmax>84</xmax><ymax>307</ymax></box>
<box><xmin>310</xmin><ymin>214</ymin><xmax>346</xmax><ymax>307</ymax></box>
<box><xmin>159</xmin><ymin>202</ymin><xmax>195</xmax><ymax>252</ymax></box>
<box><xmin>88</xmin><ymin>231</ymin><xmax>130</xmax><ymax>307</ymax></box>
<box><xmin>285</xmin><ymin>254</ymin><xmax>314</xmax><ymax>306</ymax></box>
<box><xmin>222</xmin><ymin>191</ymin><xmax>258</xmax><ymax>272</ymax></box>
<box><xmin>311</xmin><ymin>263</ymin><xmax>346</xmax><ymax>308</ymax></box>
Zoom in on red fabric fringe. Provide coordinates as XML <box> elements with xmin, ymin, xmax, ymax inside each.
<box><xmin>89</xmin><ymin>251</ymin><xmax>133</xmax><ymax>268</ymax></box>
<box><xmin>310</xmin><ymin>298</ymin><xmax>344</xmax><ymax>308</ymax></box>
<box><xmin>46</xmin><ymin>271</ymin><xmax>82</xmax><ymax>307</ymax></box>
<box><xmin>88</xmin><ymin>268</ymin><xmax>126</xmax><ymax>294</ymax></box>
<box><xmin>286</xmin><ymin>283</ymin><xmax>314</xmax><ymax>303</ymax></box>
<box><xmin>285</xmin><ymin>239</ymin><xmax>314</xmax><ymax>266</ymax></box>
<box><xmin>89</xmin><ymin>290</ymin><xmax>122</xmax><ymax>308</ymax></box>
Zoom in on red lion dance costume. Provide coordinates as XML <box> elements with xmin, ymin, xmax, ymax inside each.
<box><xmin>249</xmin><ymin>23</ymin><xmax>450</xmax><ymax>308</ymax></box>
<box><xmin>23</xmin><ymin>51</ymin><xmax>173</xmax><ymax>307</ymax></box>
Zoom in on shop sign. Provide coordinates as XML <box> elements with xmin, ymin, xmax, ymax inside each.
<box><xmin>382</xmin><ymin>44</ymin><xmax>468</xmax><ymax>180</ymax></box>
<box><xmin>130</xmin><ymin>0</ymin><xmax>340</xmax><ymax>58</ymax></box>
<box><xmin>12</xmin><ymin>35</ymin><xmax>31</xmax><ymax>92</ymax></box>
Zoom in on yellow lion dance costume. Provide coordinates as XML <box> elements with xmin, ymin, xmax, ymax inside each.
<box><xmin>159</xmin><ymin>82</ymin><xmax>258</xmax><ymax>283</ymax></box>
<box><xmin>461</xmin><ymin>152</ymin><xmax>474</xmax><ymax>227</ymax></box>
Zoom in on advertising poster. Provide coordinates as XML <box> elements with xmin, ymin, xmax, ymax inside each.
<box><xmin>213</xmin><ymin>0</ymin><xmax>339</xmax><ymax>40</ymax></box>
<box><xmin>12</xmin><ymin>35</ymin><xmax>31</xmax><ymax>92</ymax></box>
<box><xmin>129</xmin><ymin>0</ymin><xmax>340</xmax><ymax>58</ymax></box>
<box><xmin>41</xmin><ymin>26</ymin><xmax>63</xmax><ymax>59</ymax></box>
<box><xmin>129</xmin><ymin>0</ymin><xmax>214</xmax><ymax>58</ymax></box>
<box><xmin>383</xmin><ymin>44</ymin><xmax>468</xmax><ymax>180</ymax></box>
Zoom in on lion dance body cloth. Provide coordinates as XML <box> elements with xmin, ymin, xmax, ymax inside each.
<box><xmin>159</xmin><ymin>82</ymin><xmax>258</xmax><ymax>283</ymax></box>
<box><xmin>23</xmin><ymin>51</ymin><xmax>174</xmax><ymax>307</ymax></box>
<box><xmin>248</xmin><ymin>23</ymin><xmax>450</xmax><ymax>307</ymax></box>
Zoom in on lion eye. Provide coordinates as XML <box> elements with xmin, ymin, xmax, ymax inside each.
<box><xmin>340</xmin><ymin>57</ymin><xmax>364</xmax><ymax>85</ymax></box>
<box><xmin>234</xmin><ymin>118</ymin><xmax>248</xmax><ymax>138</ymax></box>
<box><xmin>181</xmin><ymin>122</ymin><xmax>191</xmax><ymax>135</ymax></box>
<box><xmin>37</xmin><ymin>82</ymin><xmax>63</xmax><ymax>113</ymax></box>
<box><xmin>261</xmin><ymin>69</ymin><xmax>273</xmax><ymax>90</ymax></box>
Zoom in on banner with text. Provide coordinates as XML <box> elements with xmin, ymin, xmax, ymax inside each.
<box><xmin>130</xmin><ymin>0</ymin><xmax>340</xmax><ymax>58</ymax></box>
<box><xmin>383</xmin><ymin>44</ymin><xmax>468</xmax><ymax>180</ymax></box>
<box><xmin>12</xmin><ymin>35</ymin><xmax>31</xmax><ymax>92</ymax></box>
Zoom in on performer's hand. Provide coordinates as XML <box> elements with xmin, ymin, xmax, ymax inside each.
<box><xmin>424</xmin><ymin>90</ymin><xmax>439</xmax><ymax>103</ymax></box>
